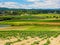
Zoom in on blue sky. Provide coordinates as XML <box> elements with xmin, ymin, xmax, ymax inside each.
<box><xmin>0</xmin><ymin>0</ymin><xmax>60</xmax><ymax>9</ymax></box>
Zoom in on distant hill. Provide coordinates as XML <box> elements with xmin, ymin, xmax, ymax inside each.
<box><xmin>0</xmin><ymin>7</ymin><xmax>60</xmax><ymax>10</ymax></box>
<box><xmin>0</xmin><ymin>7</ymin><xmax>10</xmax><ymax>10</ymax></box>
<box><xmin>0</xmin><ymin>7</ymin><xmax>60</xmax><ymax>14</ymax></box>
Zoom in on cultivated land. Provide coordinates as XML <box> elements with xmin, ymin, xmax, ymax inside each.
<box><xmin>0</xmin><ymin>14</ymin><xmax>60</xmax><ymax>45</ymax></box>
<box><xmin>0</xmin><ymin>31</ymin><xmax>60</xmax><ymax>45</ymax></box>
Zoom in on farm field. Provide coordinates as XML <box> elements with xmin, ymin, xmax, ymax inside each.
<box><xmin>0</xmin><ymin>14</ymin><xmax>60</xmax><ymax>45</ymax></box>
<box><xmin>0</xmin><ymin>24</ymin><xmax>60</xmax><ymax>31</ymax></box>
<box><xmin>0</xmin><ymin>31</ymin><xmax>60</xmax><ymax>45</ymax></box>
<box><xmin>0</xmin><ymin>0</ymin><xmax>60</xmax><ymax>44</ymax></box>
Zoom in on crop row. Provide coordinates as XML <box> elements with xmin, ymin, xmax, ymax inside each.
<box><xmin>0</xmin><ymin>31</ymin><xmax>60</xmax><ymax>39</ymax></box>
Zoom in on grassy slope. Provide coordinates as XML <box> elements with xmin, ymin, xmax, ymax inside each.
<box><xmin>0</xmin><ymin>25</ymin><xmax>60</xmax><ymax>31</ymax></box>
<box><xmin>0</xmin><ymin>31</ymin><xmax>60</xmax><ymax>39</ymax></box>
<box><xmin>0</xmin><ymin>14</ymin><xmax>60</xmax><ymax>41</ymax></box>
<box><xmin>5</xmin><ymin>19</ymin><xmax>60</xmax><ymax>22</ymax></box>
<box><xmin>0</xmin><ymin>14</ymin><xmax>60</xmax><ymax>22</ymax></box>
<box><xmin>0</xmin><ymin>14</ymin><xmax>60</xmax><ymax>31</ymax></box>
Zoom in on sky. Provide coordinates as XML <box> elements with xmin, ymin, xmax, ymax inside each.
<box><xmin>0</xmin><ymin>0</ymin><xmax>60</xmax><ymax>9</ymax></box>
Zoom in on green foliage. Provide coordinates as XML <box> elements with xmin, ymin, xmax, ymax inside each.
<box><xmin>5</xmin><ymin>42</ymin><xmax>11</xmax><ymax>45</ymax></box>
<box><xmin>43</xmin><ymin>39</ymin><xmax>50</xmax><ymax>45</ymax></box>
<box><xmin>0</xmin><ymin>31</ymin><xmax>60</xmax><ymax>39</ymax></box>
<box><xmin>0</xmin><ymin>14</ymin><xmax>60</xmax><ymax>21</ymax></box>
<box><xmin>33</xmin><ymin>41</ymin><xmax>40</xmax><ymax>44</ymax></box>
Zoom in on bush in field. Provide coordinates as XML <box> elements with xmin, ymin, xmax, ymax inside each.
<box><xmin>33</xmin><ymin>41</ymin><xmax>40</xmax><ymax>44</ymax></box>
<box><xmin>11</xmin><ymin>24</ymin><xmax>15</xmax><ymax>26</ymax></box>
<box><xmin>56</xmin><ymin>16</ymin><xmax>59</xmax><ymax>19</ymax></box>
<box><xmin>5</xmin><ymin>42</ymin><xmax>11</xmax><ymax>45</ymax></box>
<box><xmin>53</xmin><ymin>16</ymin><xmax>59</xmax><ymax>19</ymax></box>
<box><xmin>53</xmin><ymin>16</ymin><xmax>56</xmax><ymax>18</ymax></box>
<box><xmin>43</xmin><ymin>39</ymin><xmax>50</xmax><ymax>45</ymax></box>
<box><xmin>31</xmin><ymin>41</ymin><xmax>40</xmax><ymax>45</ymax></box>
<box><xmin>0</xmin><ymin>31</ymin><xmax>60</xmax><ymax>41</ymax></box>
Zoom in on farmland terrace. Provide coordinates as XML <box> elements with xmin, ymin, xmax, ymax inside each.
<box><xmin>0</xmin><ymin>9</ymin><xmax>60</xmax><ymax>45</ymax></box>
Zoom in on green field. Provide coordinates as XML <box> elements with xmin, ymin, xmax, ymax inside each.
<box><xmin>0</xmin><ymin>14</ymin><xmax>60</xmax><ymax>28</ymax></box>
<box><xmin>0</xmin><ymin>31</ymin><xmax>60</xmax><ymax>45</ymax></box>
<box><xmin>0</xmin><ymin>31</ymin><xmax>60</xmax><ymax>39</ymax></box>
<box><xmin>0</xmin><ymin>14</ymin><xmax>60</xmax><ymax>31</ymax></box>
<box><xmin>0</xmin><ymin>14</ymin><xmax>60</xmax><ymax>45</ymax></box>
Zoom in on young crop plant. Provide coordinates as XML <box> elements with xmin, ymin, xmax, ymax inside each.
<box><xmin>5</xmin><ymin>42</ymin><xmax>12</xmax><ymax>45</ymax></box>
<box><xmin>43</xmin><ymin>39</ymin><xmax>50</xmax><ymax>45</ymax></box>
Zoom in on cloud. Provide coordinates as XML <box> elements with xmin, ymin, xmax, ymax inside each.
<box><xmin>0</xmin><ymin>2</ymin><xmax>30</xmax><ymax>9</ymax></box>
<box><xmin>0</xmin><ymin>0</ymin><xmax>60</xmax><ymax>9</ymax></box>
<box><xmin>26</xmin><ymin>0</ymin><xmax>40</xmax><ymax>2</ymax></box>
<box><xmin>26</xmin><ymin>0</ymin><xmax>60</xmax><ymax>9</ymax></box>
<box><xmin>0</xmin><ymin>2</ymin><xmax>19</xmax><ymax>8</ymax></box>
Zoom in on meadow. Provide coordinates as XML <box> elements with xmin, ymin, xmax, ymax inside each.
<box><xmin>0</xmin><ymin>14</ymin><xmax>60</xmax><ymax>45</ymax></box>
<box><xmin>0</xmin><ymin>31</ymin><xmax>60</xmax><ymax>45</ymax></box>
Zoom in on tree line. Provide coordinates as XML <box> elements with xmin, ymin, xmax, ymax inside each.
<box><xmin>0</xmin><ymin>9</ymin><xmax>60</xmax><ymax>15</ymax></box>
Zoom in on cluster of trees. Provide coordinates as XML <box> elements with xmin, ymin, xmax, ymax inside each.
<box><xmin>0</xmin><ymin>15</ymin><xmax>60</xmax><ymax>21</ymax></box>
<box><xmin>0</xmin><ymin>9</ymin><xmax>60</xmax><ymax>15</ymax></box>
<box><xmin>0</xmin><ymin>8</ymin><xmax>60</xmax><ymax>21</ymax></box>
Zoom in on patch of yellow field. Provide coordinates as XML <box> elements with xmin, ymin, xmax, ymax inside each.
<box><xmin>0</xmin><ymin>26</ymin><xmax>29</xmax><ymax>30</ymax></box>
<box><xmin>0</xmin><ymin>25</ymin><xmax>60</xmax><ymax>31</ymax></box>
<box><xmin>10</xmin><ymin>22</ymin><xmax>60</xmax><ymax>26</ymax></box>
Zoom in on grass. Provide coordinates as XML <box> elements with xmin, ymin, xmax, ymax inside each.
<box><xmin>35</xmin><ymin>14</ymin><xmax>60</xmax><ymax>16</ymax></box>
<box><xmin>0</xmin><ymin>14</ymin><xmax>60</xmax><ymax>21</ymax></box>
<box><xmin>0</xmin><ymin>19</ymin><xmax>60</xmax><ymax>26</ymax></box>
<box><xmin>0</xmin><ymin>25</ymin><xmax>60</xmax><ymax>31</ymax></box>
<box><xmin>43</xmin><ymin>39</ymin><xmax>50</xmax><ymax>45</ymax></box>
<box><xmin>0</xmin><ymin>14</ymin><xmax>60</xmax><ymax>39</ymax></box>
<box><xmin>0</xmin><ymin>20</ymin><xmax>60</xmax><ymax>31</ymax></box>
<box><xmin>0</xmin><ymin>31</ymin><xmax>59</xmax><ymax>45</ymax></box>
<box><xmin>0</xmin><ymin>31</ymin><xmax>60</xmax><ymax>39</ymax></box>
<box><xmin>4</xmin><ymin>19</ymin><xmax>60</xmax><ymax>22</ymax></box>
<box><xmin>0</xmin><ymin>14</ymin><xmax>60</xmax><ymax>45</ymax></box>
<box><xmin>27</xmin><ymin>26</ymin><xmax>60</xmax><ymax>31</ymax></box>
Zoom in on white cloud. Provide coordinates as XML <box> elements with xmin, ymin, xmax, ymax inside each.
<box><xmin>0</xmin><ymin>2</ymin><xmax>19</xmax><ymax>8</ymax></box>
<box><xmin>26</xmin><ymin>0</ymin><xmax>60</xmax><ymax>9</ymax></box>
<box><xmin>0</xmin><ymin>2</ymin><xmax>30</xmax><ymax>9</ymax></box>
<box><xmin>27</xmin><ymin>0</ymin><xmax>40</xmax><ymax>2</ymax></box>
<box><xmin>0</xmin><ymin>0</ymin><xmax>60</xmax><ymax>9</ymax></box>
